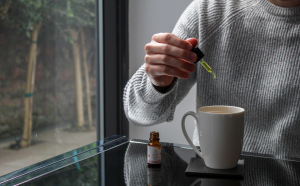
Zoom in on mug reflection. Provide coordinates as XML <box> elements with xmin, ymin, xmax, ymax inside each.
<box><xmin>190</xmin><ymin>178</ymin><xmax>241</xmax><ymax>186</ymax></box>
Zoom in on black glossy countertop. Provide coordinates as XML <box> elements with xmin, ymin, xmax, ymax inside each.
<box><xmin>1</xmin><ymin>135</ymin><xmax>300</xmax><ymax>186</ymax></box>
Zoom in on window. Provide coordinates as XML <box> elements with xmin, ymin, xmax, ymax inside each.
<box><xmin>0</xmin><ymin>0</ymin><xmax>128</xmax><ymax>177</ymax></box>
<box><xmin>0</xmin><ymin>0</ymin><xmax>97</xmax><ymax>176</ymax></box>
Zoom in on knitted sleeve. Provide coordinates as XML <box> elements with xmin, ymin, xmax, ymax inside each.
<box><xmin>123</xmin><ymin>1</ymin><xmax>198</xmax><ymax>126</ymax></box>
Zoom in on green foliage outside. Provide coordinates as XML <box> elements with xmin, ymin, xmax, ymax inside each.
<box><xmin>1</xmin><ymin>0</ymin><xmax>95</xmax><ymax>39</ymax></box>
<box><xmin>0</xmin><ymin>0</ymin><xmax>96</xmax><ymax>140</ymax></box>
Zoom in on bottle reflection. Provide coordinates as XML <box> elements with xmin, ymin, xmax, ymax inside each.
<box><xmin>147</xmin><ymin>165</ymin><xmax>162</xmax><ymax>186</ymax></box>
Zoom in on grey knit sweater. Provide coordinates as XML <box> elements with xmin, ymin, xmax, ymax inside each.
<box><xmin>124</xmin><ymin>0</ymin><xmax>300</xmax><ymax>158</ymax></box>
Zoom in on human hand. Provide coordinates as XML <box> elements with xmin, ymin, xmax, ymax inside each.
<box><xmin>144</xmin><ymin>33</ymin><xmax>198</xmax><ymax>87</ymax></box>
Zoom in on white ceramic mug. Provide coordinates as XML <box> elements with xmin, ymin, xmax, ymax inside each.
<box><xmin>182</xmin><ymin>105</ymin><xmax>245</xmax><ymax>169</ymax></box>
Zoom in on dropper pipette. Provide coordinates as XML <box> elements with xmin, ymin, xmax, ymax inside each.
<box><xmin>191</xmin><ymin>47</ymin><xmax>216</xmax><ymax>79</ymax></box>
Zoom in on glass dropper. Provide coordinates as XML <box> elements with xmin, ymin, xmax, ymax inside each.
<box><xmin>199</xmin><ymin>59</ymin><xmax>216</xmax><ymax>79</ymax></box>
<box><xmin>191</xmin><ymin>47</ymin><xmax>216</xmax><ymax>79</ymax></box>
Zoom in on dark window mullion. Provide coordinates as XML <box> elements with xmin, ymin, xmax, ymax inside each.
<box><xmin>102</xmin><ymin>0</ymin><xmax>129</xmax><ymax>138</ymax></box>
<box><xmin>101</xmin><ymin>2</ymin><xmax>129</xmax><ymax>185</ymax></box>
<box><xmin>118</xmin><ymin>0</ymin><xmax>129</xmax><ymax>137</ymax></box>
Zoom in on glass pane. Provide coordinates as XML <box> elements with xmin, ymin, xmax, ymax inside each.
<box><xmin>0</xmin><ymin>136</ymin><xmax>129</xmax><ymax>185</ymax></box>
<box><xmin>0</xmin><ymin>0</ymin><xmax>97</xmax><ymax>176</ymax></box>
<box><xmin>22</xmin><ymin>142</ymin><xmax>130</xmax><ymax>186</ymax></box>
<box><xmin>20</xmin><ymin>140</ymin><xmax>300</xmax><ymax>186</ymax></box>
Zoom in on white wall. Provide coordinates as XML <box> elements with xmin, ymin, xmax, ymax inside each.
<box><xmin>128</xmin><ymin>0</ymin><xmax>196</xmax><ymax>145</ymax></box>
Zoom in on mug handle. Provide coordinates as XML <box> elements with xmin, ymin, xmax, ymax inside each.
<box><xmin>181</xmin><ymin>111</ymin><xmax>203</xmax><ymax>159</ymax></box>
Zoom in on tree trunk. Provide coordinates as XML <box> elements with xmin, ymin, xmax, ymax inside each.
<box><xmin>69</xmin><ymin>28</ymin><xmax>85</xmax><ymax>128</ymax></box>
<box><xmin>80</xmin><ymin>27</ymin><xmax>93</xmax><ymax>128</ymax></box>
<box><xmin>20</xmin><ymin>20</ymin><xmax>42</xmax><ymax>148</ymax></box>
<box><xmin>1</xmin><ymin>0</ymin><xmax>12</xmax><ymax>15</ymax></box>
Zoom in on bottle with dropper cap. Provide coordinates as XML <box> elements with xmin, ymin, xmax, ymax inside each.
<box><xmin>147</xmin><ymin>131</ymin><xmax>161</xmax><ymax>167</ymax></box>
<box><xmin>191</xmin><ymin>47</ymin><xmax>216</xmax><ymax>79</ymax></box>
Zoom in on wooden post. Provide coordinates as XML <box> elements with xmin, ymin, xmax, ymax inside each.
<box><xmin>20</xmin><ymin>20</ymin><xmax>42</xmax><ymax>148</ymax></box>
<box><xmin>1</xmin><ymin>0</ymin><xmax>12</xmax><ymax>15</ymax></box>
<box><xmin>80</xmin><ymin>27</ymin><xmax>93</xmax><ymax>128</ymax></box>
<box><xmin>69</xmin><ymin>27</ymin><xmax>85</xmax><ymax>128</ymax></box>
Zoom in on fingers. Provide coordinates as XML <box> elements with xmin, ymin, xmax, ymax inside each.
<box><xmin>145</xmin><ymin>42</ymin><xmax>198</xmax><ymax>63</ymax></box>
<box><xmin>145</xmin><ymin>64</ymin><xmax>190</xmax><ymax>79</ymax></box>
<box><xmin>152</xmin><ymin>33</ymin><xmax>193</xmax><ymax>50</ymax></box>
<box><xmin>186</xmin><ymin>38</ymin><xmax>198</xmax><ymax>48</ymax></box>
<box><xmin>144</xmin><ymin>54</ymin><xmax>196</xmax><ymax>73</ymax></box>
<box><xmin>144</xmin><ymin>33</ymin><xmax>199</xmax><ymax>85</ymax></box>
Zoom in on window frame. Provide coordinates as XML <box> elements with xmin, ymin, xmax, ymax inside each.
<box><xmin>97</xmin><ymin>1</ymin><xmax>129</xmax><ymax>185</ymax></box>
<box><xmin>96</xmin><ymin>0</ymin><xmax>129</xmax><ymax>140</ymax></box>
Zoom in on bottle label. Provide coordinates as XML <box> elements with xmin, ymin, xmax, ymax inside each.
<box><xmin>147</xmin><ymin>146</ymin><xmax>161</xmax><ymax>164</ymax></box>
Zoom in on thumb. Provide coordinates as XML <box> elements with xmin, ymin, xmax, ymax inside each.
<box><xmin>186</xmin><ymin>38</ymin><xmax>198</xmax><ymax>48</ymax></box>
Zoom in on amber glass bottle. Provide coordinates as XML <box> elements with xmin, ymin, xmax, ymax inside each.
<box><xmin>147</xmin><ymin>131</ymin><xmax>161</xmax><ymax>167</ymax></box>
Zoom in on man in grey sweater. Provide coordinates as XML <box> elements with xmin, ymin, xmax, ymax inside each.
<box><xmin>123</xmin><ymin>0</ymin><xmax>300</xmax><ymax>158</ymax></box>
